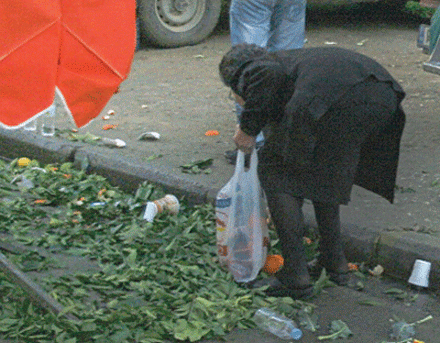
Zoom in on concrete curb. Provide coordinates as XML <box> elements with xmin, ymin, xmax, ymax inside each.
<box><xmin>72</xmin><ymin>149</ymin><xmax>213</xmax><ymax>204</ymax></box>
<box><xmin>0</xmin><ymin>129</ymin><xmax>77</xmax><ymax>164</ymax></box>
<box><xmin>0</xmin><ymin>128</ymin><xmax>438</xmax><ymax>289</ymax></box>
<box><xmin>0</xmin><ymin>129</ymin><xmax>213</xmax><ymax>203</ymax></box>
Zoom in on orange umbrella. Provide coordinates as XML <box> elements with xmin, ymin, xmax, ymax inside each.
<box><xmin>0</xmin><ymin>0</ymin><xmax>136</xmax><ymax>129</ymax></box>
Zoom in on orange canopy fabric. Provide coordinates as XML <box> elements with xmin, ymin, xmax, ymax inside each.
<box><xmin>0</xmin><ymin>0</ymin><xmax>136</xmax><ymax>129</ymax></box>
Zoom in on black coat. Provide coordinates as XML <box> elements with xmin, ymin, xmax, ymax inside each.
<box><xmin>234</xmin><ymin>47</ymin><xmax>406</xmax><ymax>204</ymax></box>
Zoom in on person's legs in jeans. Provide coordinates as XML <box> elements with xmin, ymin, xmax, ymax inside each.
<box><xmin>227</xmin><ymin>0</ymin><xmax>306</xmax><ymax>159</ymax></box>
<box><xmin>230</xmin><ymin>0</ymin><xmax>273</xmax><ymax>47</ymax></box>
<box><xmin>267</xmin><ymin>0</ymin><xmax>306</xmax><ymax>51</ymax></box>
<box><xmin>230</xmin><ymin>0</ymin><xmax>307</xmax><ymax>51</ymax></box>
<box><xmin>229</xmin><ymin>0</ymin><xmax>273</xmax><ymax>152</ymax></box>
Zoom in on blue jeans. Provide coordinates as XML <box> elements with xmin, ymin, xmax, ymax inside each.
<box><xmin>230</xmin><ymin>0</ymin><xmax>306</xmax><ymax>145</ymax></box>
<box><xmin>230</xmin><ymin>0</ymin><xmax>306</xmax><ymax>51</ymax></box>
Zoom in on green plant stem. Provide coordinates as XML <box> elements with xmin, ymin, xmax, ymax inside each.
<box><xmin>379</xmin><ymin>315</ymin><xmax>434</xmax><ymax>343</ymax></box>
<box><xmin>317</xmin><ymin>326</ymin><xmax>346</xmax><ymax>341</ymax></box>
<box><xmin>413</xmin><ymin>314</ymin><xmax>433</xmax><ymax>325</ymax></box>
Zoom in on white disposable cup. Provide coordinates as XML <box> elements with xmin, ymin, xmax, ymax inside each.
<box><xmin>143</xmin><ymin>194</ymin><xmax>180</xmax><ymax>222</ymax></box>
<box><xmin>408</xmin><ymin>259</ymin><xmax>431</xmax><ymax>287</ymax></box>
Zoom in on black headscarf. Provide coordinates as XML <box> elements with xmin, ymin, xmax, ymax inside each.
<box><xmin>219</xmin><ymin>44</ymin><xmax>269</xmax><ymax>97</ymax></box>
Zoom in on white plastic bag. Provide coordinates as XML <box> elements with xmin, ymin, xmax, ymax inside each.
<box><xmin>215</xmin><ymin>150</ymin><xmax>269</xmax><ymax>283</ymax></box>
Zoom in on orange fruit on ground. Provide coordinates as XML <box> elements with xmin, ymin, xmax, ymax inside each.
<box><xmin>205</xmin><ymin>130</ymin><xmax>219</xmax><ymax>136</ymax></box>
<box><xmin>262</xmin><ymin>254</ymin><xmax>284</xmax><ymax>274</ymax></box>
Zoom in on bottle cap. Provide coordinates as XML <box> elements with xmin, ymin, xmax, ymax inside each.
<box><xmin>290</xmin><ymin>328</ymin><xmax>302</xmax><ymax>340</ymax></box>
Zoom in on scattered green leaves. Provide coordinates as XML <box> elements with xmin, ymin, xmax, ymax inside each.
<box><xmin>313</xmin><ymin>269</ymin><xmax>335</xmax><ymax>296</ymax></box>
<box><xmin>357</xmin><ymin>299</ymin><xmax>385</xmax><ymax>307</ymax></box>
<box><xmin>355</xmin><ymin>281</ymin><xmax>365</xmax><ymax>291</ymax></box>
<box><xmin>390</xmin><ymin>321</ymin><xmax>416</xmax><ymax>341</ymax></box>
<box><xmin>145</xmin><ymin>154</ymin><xmax>163</xmax><ymax>161</ymax></box>
<box><xmin>65</xmin><ymin>132</ymin><xmax>101</xmax><ymax>145</ymax></box>
<box><xmin>384</xmin><ymin>288</ymin><xmax>419</xmax><ymax>304</ymax></box>
<box><xmin>388</xmin><ymin>315</ymin><xmax>433</xmax><ymax>342</ymax></box>
<box><xmin>180</xmin><ymin>158</ymin><xmax>213</xmax><ymax>174</ymax></box>
<box><xmin>405</xmin><ymin>1</ymin><xmax>436</xmax><ymax>19</ymax></box>
<box><xmin>394</xmin><ymin>185</ymin><xmax>416</xmax><ymax>194</ymax></box>
<box><xmin>0</xmin><ymin>157</ymin><xmax>303</xmax><ymax>342</ymax></box>
<box><xmin>298</xmin><ymin>305</ymin><xmax>319</xmax><ymax>332</ymax></box>
<box><xmin>318</xmin><ymin>320</ymin><xmax>352</xmax><ymax>340</ymax></box>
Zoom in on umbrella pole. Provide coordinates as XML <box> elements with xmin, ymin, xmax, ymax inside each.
<box><xmin>0</xmin><ymin>251</ymin><xmax>79</xmax><ymax>322</ymax></box>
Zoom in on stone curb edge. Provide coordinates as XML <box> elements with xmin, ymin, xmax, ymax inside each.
<box><xmin>0</xmin><ymin>129</ymin><xmax>438</xmax><ymax>288</ymax></box>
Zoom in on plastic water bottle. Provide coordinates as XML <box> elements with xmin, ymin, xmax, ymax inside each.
<box><xmin>23</xmin><ymin>118</ymin><xmax>37</xmax><ymax>132</ymax></box>
<box><xmin>41</xmin><ymin>104</ymin><xmax>56</xmax><ymax>137</ymax></box>
<box><xmin>215</xmin><ymin>179</ymin><xmax>233</xmax><ymax>266</ymax></box>
<box><xmin>253</xmin><ymin>308</ymin><xmax>302</xmax><ymax>340</ymax></box>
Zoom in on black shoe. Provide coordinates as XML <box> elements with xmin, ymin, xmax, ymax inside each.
<box><xmin>248</xmin><ymin>276</ymin><xmax>314</xmax><ymax>300</ymax></box>
<box><xmin>224</xmin><ymin>149</ymin><xmax>250</xmax><ymax>168</ymax></box>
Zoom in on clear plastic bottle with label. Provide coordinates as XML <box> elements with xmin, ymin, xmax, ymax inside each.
<box><xmin>253</xmin><ymin>307</ymin><xmax>302</xmax><ymax>340</ymax></box>
<box><xmin>215</xmin><ymin>180</ymin><xmax>233</xmax><ymax>266</ymax></box>
<box><xmin>41</xmin><ymin>104</ymin><xmax>56</xmax><ymax>137</ymax></box>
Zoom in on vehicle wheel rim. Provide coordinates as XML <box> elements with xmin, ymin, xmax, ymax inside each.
<box><xmin>155</xmin><ymin>0</ymin><xmax>205</xmax><ymax>32</ymax></box>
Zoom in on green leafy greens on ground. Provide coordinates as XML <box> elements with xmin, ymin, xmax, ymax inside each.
<box><xmin>0</xmin><ymin>158</ymin><xmax>310</xmax><ymax>343</ymax></box>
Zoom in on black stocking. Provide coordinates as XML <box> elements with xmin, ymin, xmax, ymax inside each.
<box><xmin>265</xmin><ymin>192</ymin><xmax>311</xmax><ymax>288</ymax></box>
<box><xmin>313</xmin><ymin>202</ymin><xmax>348</xmax><ymax>274</ymax></box>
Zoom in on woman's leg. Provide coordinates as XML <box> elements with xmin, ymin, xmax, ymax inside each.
<box><xmin>264</xmin><ymin>192</ymin><xmax>311</xmax><ymax>288</ymax></box>
<box><xmin>313</xmin><ymin>201</ymin><xmax>349</xmax><ymax>284</ymax></box>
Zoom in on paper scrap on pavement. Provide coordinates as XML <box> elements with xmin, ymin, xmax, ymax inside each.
<box><xmin>138</xmin><ymin>132</ymin><xmax>160</xmax><ymax>141</ymax></box>
<box><xmin>101</xmin><ymin>138</ymin><xmax>126</xmax><ymax>148</ymax></box>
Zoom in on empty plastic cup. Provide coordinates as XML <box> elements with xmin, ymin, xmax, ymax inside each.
<box><xmin>408</xmin><ymin>259</ymin><xmax>431</xmax><ymax>287</ymax></box>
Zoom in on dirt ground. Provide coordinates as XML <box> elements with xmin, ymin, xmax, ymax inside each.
<box><xmin>52</xmin><ymin>3</ymin><xmax>440</xmax><ymax>236</ymax></box>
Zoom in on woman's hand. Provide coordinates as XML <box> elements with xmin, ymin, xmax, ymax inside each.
<box><xmin>234</xmin><ymin>125</ymin><xmax>256</xmax><ymax>154</ymax></box>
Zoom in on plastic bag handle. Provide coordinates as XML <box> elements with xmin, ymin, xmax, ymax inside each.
<box><xmin>234</xmin><ymin>150</ymin><xmax>246</xmax><ymax>177</ymax></box>
<box><xmin>230</xmin><ymin>150</ymin><xmax>246</xmax><ymax>191</ymax></box>
<box><xmin>236</xmin><ymin>149</ymin><xmax>258</xmax><ymax>175</ymax></box>
<box><xmin>228</xmin><ymin>149</ymin><xmax>259</xmax><ymax>223</ymax></box>
<box><xmin>248</xmin><ymin>149</ymin><xmax>258</xmax><ymax>176</ymax></box>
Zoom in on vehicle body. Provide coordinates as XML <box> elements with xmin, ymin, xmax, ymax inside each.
<box><xmin>417</xmin><ymin>0</ymin><xmax>440</xmax><ymax>74</ymax></box>
<box><xmin>137</xmin><ymin>0</ymin><xmax>222</xmax><ymax>48</ymax></box>
<box><xmin>136</xmin><ymin>0</ymin><xmax>427</xmax><ymax>48</ymax></box>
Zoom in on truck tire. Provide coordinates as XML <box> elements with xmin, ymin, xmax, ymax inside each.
<box><xmin>137</xmin><ymin>0</ymin><xmax>222</xmax><ymax>48</ymax></box>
